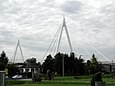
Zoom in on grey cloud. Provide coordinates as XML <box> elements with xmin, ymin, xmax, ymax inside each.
<box><xmin>0</xmin><ymin>29</ymin><xmax>16</xmax><ymax>44</ymax></box>
<box><xmin>0</xmin><ymin>1</ymin><xmax>7</xmax><ymax>14</ymax></box>
<box><xmin>60</xmin><ymin>1</ymin><xmax>83</xmax><ymax>14</ymax></box>
<box><xmin>20</xmin><ymin>34</ymin><xmax>51</xmax><ymax>52</ymax></box>
<box><xmin>0</xmin><ymin>0</ymin><xmax>115</xmax><ymax>62</ymax></box>
<box><xmin>101</xmin><ymin>2</ymin><xmax>115</xmax><ymax>13</ymax></box>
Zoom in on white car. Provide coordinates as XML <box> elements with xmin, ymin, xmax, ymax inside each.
<box><xmin>12</xmin><ymin>75</ymin><xmax>22</xmax><ymax>79</ymax></box>
<box><xmin>5</xmin><ymin>76</ymin><xmax>9</xmax><ymax>79</ymax></box>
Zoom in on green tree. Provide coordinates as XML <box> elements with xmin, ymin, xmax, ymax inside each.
<box><xmin>68</xmin><ymin>52</ymin><xmax>76</xmax><ymax>75</ymax></box>
<box><xmin>87</xmin><ymin>60</ymin><xmax>91</xmax><ymax>67</ymax></box>
<box><xmin>54</xmin><ymin>52</ymin><xmax>63</xmax><ymax>75</ymax></box>
<box><xmin>86</xmin><ymin>60</ymin><xmax>91</xmax><ymax>74</ymax></box>
<box><xmin>54</xmin><ymin>52</ymin><xmax>86</xmax><ymax>75</ymax></box>
<box><xmin>90</xmin><ymin>54</ymin><xmax>98</xmax><ymax>74</ymax></box>
<box><xmin>42</xmin><ymin>54</ymin><xmax>55</xmax><ymax>73</ymax></box>
<box><xmin>77</xmin><ymin>55</ymin><xmax>85</xmax><ymax>75</ymax></box>
<box><xmin>37</xmin><ymin>62</ymin><xmax>41</xmax><ymax>66</ymax></box>
<box><xmin>91</xmin><ymin>54</ymin><xmax>98</xmax><ymax>64</ymax></box>
<box><xmin>7</xmin><ymin>63</ymin><xmax>19</xmax><ymax>78</ymax></box>
<box><xmin>90</xmin><ymin>54</ymin><xmax>103</xmax><ymax>74</ymax></box>
<box><xmin>63</xmin><ymin>53</ymin><xmax>69</xmax><ymax>75</ymax></box>
<box><xmin>0</xmin><ymin>51</ymin><xmax>8</xmax><ymax>70</ymax></box>
<box><xmin>25</xmin><ymin>57</ymin><xmax>37</xmax><ymax>64</ymax></box>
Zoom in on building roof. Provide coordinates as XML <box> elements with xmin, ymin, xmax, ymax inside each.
<box><xmin>19</xmin><ymin>63</ymin><xmax>40</xmax><ymax>68</ymax></box>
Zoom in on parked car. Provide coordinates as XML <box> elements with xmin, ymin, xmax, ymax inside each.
<box><xmin>5</xmin><ymin>76</ymin><xmax>9</xmax><ymax>79</ymax></box>
<box><xmin>12</xmin><ymin>74</ymin><xmax>22</xmax><ymax>79</ymax></box>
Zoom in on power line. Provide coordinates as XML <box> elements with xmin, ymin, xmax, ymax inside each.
<box><xmin>90</xmin><ymin>45</ymin><xmax>110</xmax><ymax>62</ymax></box>
<box><xmin>41</xmin><ymin>25</ymin><xmax>61</xmax><ymax>63</ymax></box>
<box><xmin>80</xmin><ymin>43</ymin><xmax>92</xmax><ymax>58</ymax></box>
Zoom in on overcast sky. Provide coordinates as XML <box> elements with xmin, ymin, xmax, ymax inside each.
<box><xmin>0</xmin><ymin>0</ymin><xmax>115</xmax><ymax>63</ymax></box>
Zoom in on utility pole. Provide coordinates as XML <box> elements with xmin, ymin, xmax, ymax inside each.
<box><xmin>62</xmin><ymin>54</ymin><xmax>64</xmax><ymax>79</ymax></box>
<box><xmin>111</xmin><ymin>59</ymin><xmax>113</xmax><ymax>79</ymax></box>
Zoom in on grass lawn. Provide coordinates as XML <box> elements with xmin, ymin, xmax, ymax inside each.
<box><xmin>6</xmin><ymin>75</ymin><xmax>115</xmax><ymax>86</ymax></box>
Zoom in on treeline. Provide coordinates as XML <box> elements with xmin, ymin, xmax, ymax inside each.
<box><xmin>0</xmin><ymin>51</ymin><xmax>104</xmax><ymax>76</ymax></box>
<box><xmin>42</xmin><ymin>52</ymin><xmax>103</xmax><ymax>76</ymax></box>
<box><xmin>0</xmin><ymin>51</ymin><xmax>8</xmax><ymax>70</ymax></box>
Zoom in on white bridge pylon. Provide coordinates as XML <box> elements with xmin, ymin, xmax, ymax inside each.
<box><xmin>41</xmin><ymin>17</ymin><xmax>73</xmax><ymax>63</ymax></box>
<box><xmin>57</xmin><ymin>17</ymin><xmax>73</xmax><ymax>53</ymax></box>
<box><xmin>13</xmin><ymin>39</ymin><xmax>25</xmax><ymax>63</ymax></box>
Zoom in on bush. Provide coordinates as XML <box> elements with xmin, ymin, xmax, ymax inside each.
<box><xmin>32</xmin><ymin>73</ymin><xmax>42</xmax><ymax>82</ymax></box>
<box><xmin>91</xmin><ymin>72</ymin><xmax>102</xmax><ymax>86</ymax></box>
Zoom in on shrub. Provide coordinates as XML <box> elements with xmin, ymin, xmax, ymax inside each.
<box><xmin>91</xmin><ymin>72</ymin><xmax>102</xmax><ymax>86</ymax></box>
<box><xmin>32</xmin><ymin>73</ymin><xmax>42</xmax><ymax>82</ymax></box>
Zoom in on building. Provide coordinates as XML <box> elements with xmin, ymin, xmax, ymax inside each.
<box><xmin>15</xmin><ymin>63</ymin><xmax>41</xmax><ymax>78</ymax></box>
<box><xmin>102</xmin><ymin>61</ymin><xmax>115</xmax><ymax>73</ymax></box>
